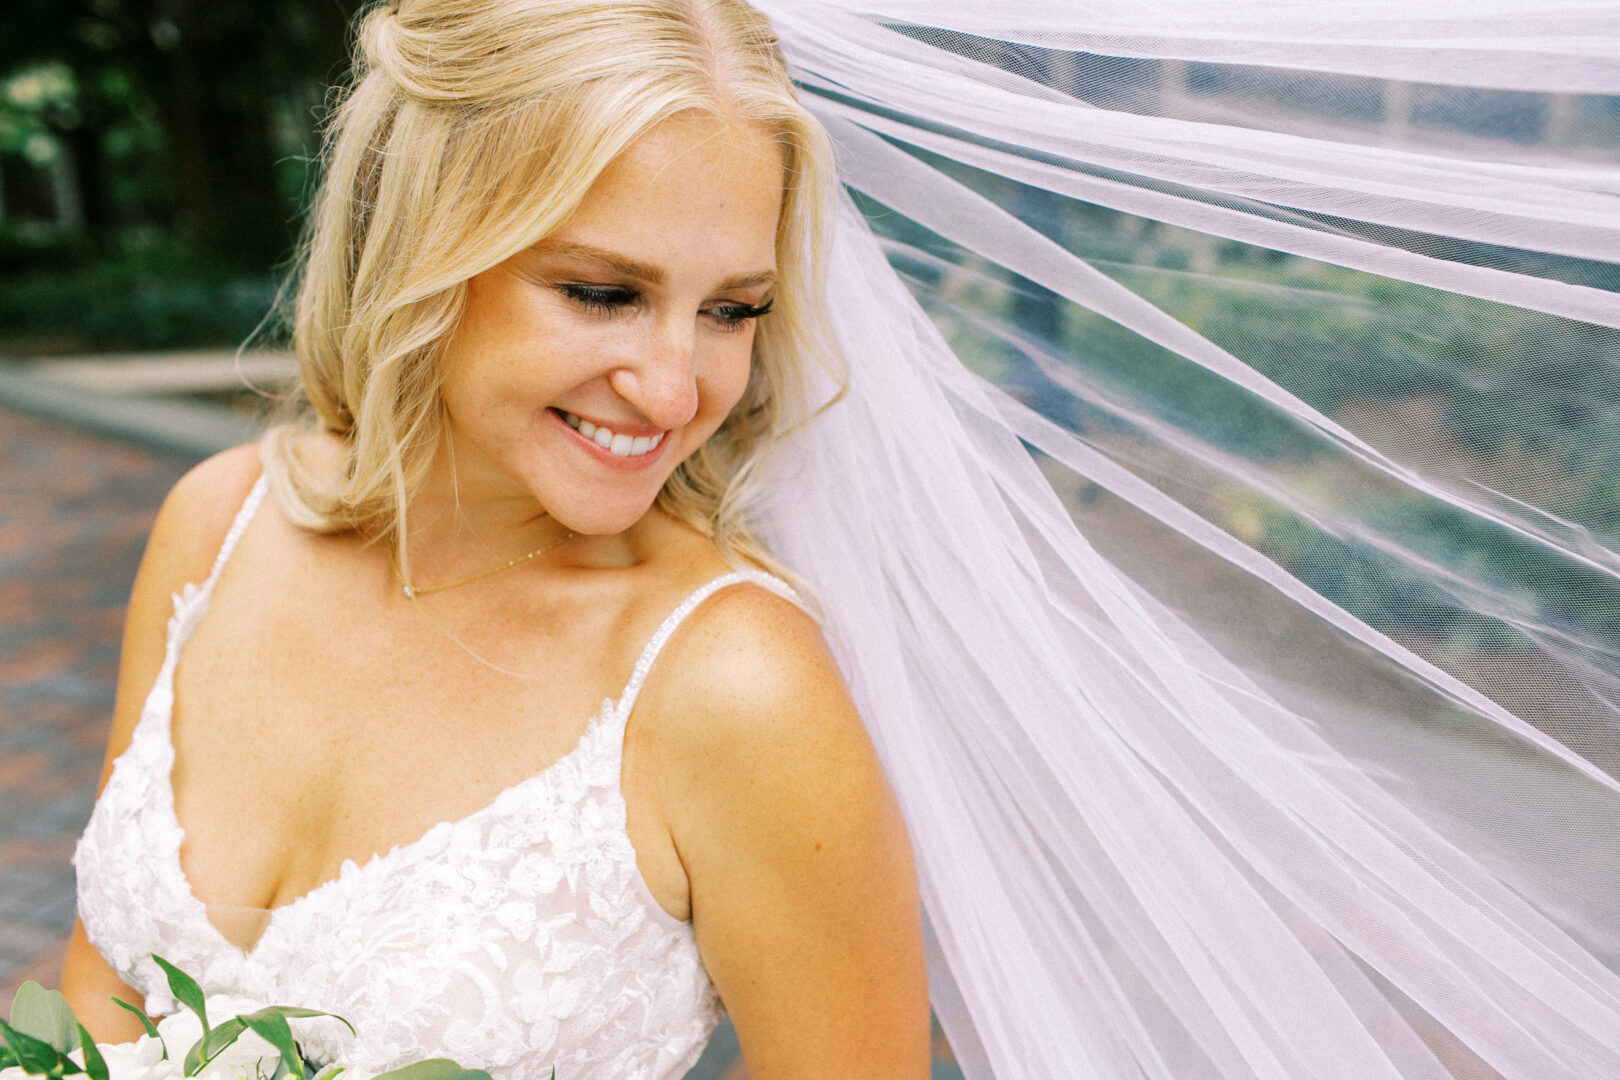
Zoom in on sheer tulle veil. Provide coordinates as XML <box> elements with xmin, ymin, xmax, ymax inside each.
<box><xmin>742</xmin><ymin>2</ymin><xmax>1620</xmax><ymax>1076</ymax></box>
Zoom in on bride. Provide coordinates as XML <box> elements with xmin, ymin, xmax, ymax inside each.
<box><xmin>62</xmin><ymin>0</ymin><xmax>1620</xmax><ymax>1077</ymax></box>
<box><xmin>62</xmin><ymin>2</ymin><xmax>927</xmax><ymax>1078</ymax></box>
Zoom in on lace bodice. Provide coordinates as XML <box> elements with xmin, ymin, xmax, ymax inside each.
<box><xmin>74</xmin><ymin>475</ymin><xmax>800</xmax><ymax>1080</ymax></box>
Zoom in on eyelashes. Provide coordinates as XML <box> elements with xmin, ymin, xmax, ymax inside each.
<box><xmin>715</xmin><ymin>297</ymin><xmax>774</xmax><ymax>324</ymax></box>
<box><xmin>558</xmin><ymin>283</ymin><xmax>636</xmax><ymax>313</ymax></box>
<box><xmin>557</xmin><ymin>284</ymin><xmax>773</xmax><ymax>330</ymax></box>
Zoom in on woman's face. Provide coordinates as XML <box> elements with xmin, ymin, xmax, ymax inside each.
<box><xmin>435</xmin><ymin>113</ymin><xmax>785</xmax><ymax>535</ymax></box>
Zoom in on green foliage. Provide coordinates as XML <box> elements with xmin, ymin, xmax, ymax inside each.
<box><xmin>0</xmin><ymin>1018</ymin><xmax>75</xmax><ymax>1078</ymax></box>
<box><xmin>150</xmin><ymin>958</ymin><xmax>208</xmax><ymax>1039</ymax></box>
<box><xmin>77</xmin><ymin>1028</ymin><xmax>108</xmax><ymax>1080</ymax></box>
<box><xmin>152</xmin><ymin>954</ymin><xmax>352</xmax><ymax>1080</ymax></box>
<box><xmin>0</xmin><ymin>241</ymin><xmax>280</xmax><ymax>353</ymax></box>
<box><xmin>370</xmin><ymin>1060</ymin><xmax>496</xmax><ymax>1080</ymax></box>
<box><xmin>0</xmin><ymin>960</ymin><xmax>492</xmax><ymax>1080</ymax></box>
<box><xmin>109</xmin><ymin>999</ymin><xmax>162</xmax><ymax>1048</ymax></box>
<box><xmin>0</xmin><ymin>63</ymin><xmax>77</xmax><ymax>161</ymax></box>
<box><xmin>0</xmin><ymin>985</ymin><xmax>98</xmax><ymax>1080</ymax></box>
<box><xmin>862</xmin><ymin>152</ymin><xmax>1620</xmax><ymax>667</ymax></box>
<box><xmin>1</xmin><ymin>0</ymin><xmax>363</xmax><ymax>262</ymax></box>
<box><xmin>238</xmin><ymin>1013</ymin><xmax>301</xmax><ymax>1080</ymax></box>
<box><xmin>10</xmin><ymin>983</ymin><xmax>81</xmax><ymax>1054</ymax></box>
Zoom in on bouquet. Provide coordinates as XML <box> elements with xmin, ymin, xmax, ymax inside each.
<box><xmin>0</xmin><ymin>956</ymin><xmax>498</xmax><ymax>1080</ymax></box>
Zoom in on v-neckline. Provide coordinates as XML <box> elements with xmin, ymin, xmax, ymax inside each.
<box><xmin>138</xmin><ymin>480</ymin><xmax>776</xmax><ymax>961</ymax></box>
<box><xmin>156</xmin><ymin>660</ymin><xmax>625</xmax><ymax>960</ymax></box>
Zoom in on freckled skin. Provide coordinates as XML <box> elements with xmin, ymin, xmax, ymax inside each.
<box><xmin>425</xmin><ymin>113</ymin><xmax>786</xmax><ymax>542</ymax></box>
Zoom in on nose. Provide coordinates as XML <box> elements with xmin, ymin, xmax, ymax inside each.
<box><xmin>609</xmin><ymin>315</ymin><xmax>700</xmax><ymax>431</ymax></box>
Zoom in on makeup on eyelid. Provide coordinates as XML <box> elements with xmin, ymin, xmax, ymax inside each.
<box><xmin>427</xmin><ymin>113</ymin><xmax>786</xmax><ymax>538</ymax></box>
<box><xmin>555</xmin><ymin>282</ymin><xmax>775</xmax><ymax>329</ymax></box>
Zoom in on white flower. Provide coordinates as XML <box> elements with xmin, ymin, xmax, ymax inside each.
<box><xmin>94</xmin><ymin>1035</ymin><xmax>174</xmax><ymax>1080</ymax></box>
<box><xmin>313</xmin><ymin>1068</ymin><xmax>367</xmax><ymax>1080</ymax></box>
<box><xmin>152</xmin><ymin>995</ymin><xmax>279</xmax><ymax>1080</ymax></box>
<box><xmin>191</xmin><ymin>1028</ymin><xmax>282</xmax><ymax>1080</ymax></box>
<box><xmin>153</xmin><ymin>1009</ymin><xmax>203</xmax><ymax>1062</ymax></box>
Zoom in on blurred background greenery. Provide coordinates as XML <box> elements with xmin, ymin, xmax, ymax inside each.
<box><xmin>872</xmin><ymin>165</ymin><xmax>1620</xmax><ymax>727</ymax></box>
<box><xmin>0</xmin><ymin>0</ymin><xmax>367</xmax><ymax>355</ymax></box>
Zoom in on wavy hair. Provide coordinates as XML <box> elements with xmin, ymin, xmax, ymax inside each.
<box><xmin>264</xmin><ymin>0</ymin><xmax>838</xmax><ymax>585</ymax></box>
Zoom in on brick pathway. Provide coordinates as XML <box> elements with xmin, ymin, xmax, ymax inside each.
<box><xmin>0</xmin><ymin>405</ymin><xmax>196</xmax><ymax>1002</ymax></box>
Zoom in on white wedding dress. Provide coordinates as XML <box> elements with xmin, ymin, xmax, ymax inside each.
<box><xmin>73</xmin><ymin>474</ymin><xmax>799</xmax><ymax>1080</ymax></box>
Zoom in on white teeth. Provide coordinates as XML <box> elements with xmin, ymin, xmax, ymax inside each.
<box><xmin>561</xmin><ymin>410</ymin><xmax>664</xmax><ymax>457</ymax></box>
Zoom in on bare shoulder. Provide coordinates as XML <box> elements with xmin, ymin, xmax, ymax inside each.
<box><xmin>146</xmin><ymin>441</ymin><xmax>265</xmax><ymax>584</ymax></box>
<box><xmin>647</xmin><ymin>580</ymin><xmax>862</xmax><ymax>777</ymax></box>
<box><xmin>630</xmin><ymin>574</ymin><xmax>887</xmax><ymax>872</ymax></box>
<box><xmin>638</xmin><ymin>580</ymin><xmax>930</xmax><ymax>1075</ymax></box>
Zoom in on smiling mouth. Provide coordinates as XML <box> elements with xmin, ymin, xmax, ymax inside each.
<box><xmin>558</xmin><ymin>410</ymin><xmax>667</xmax><ymax>458</ymax></box>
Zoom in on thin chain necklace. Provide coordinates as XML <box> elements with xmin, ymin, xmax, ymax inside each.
<box><xmin>392</xmin><ymin>526</ymin><xmax>575</xmax><ymax>599</ymax></box>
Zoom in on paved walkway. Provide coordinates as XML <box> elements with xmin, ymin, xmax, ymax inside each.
<box><xmin>0</xmin><ymin>405</ymin><xmax>195</xmax><ymax>1001</ymax></box>
<box><xmin>0</xmin><ymin>348</ymin><xmax>293</xmax><ymax>1009</ymax></box>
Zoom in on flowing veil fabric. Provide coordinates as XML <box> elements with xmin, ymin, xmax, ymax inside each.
<box><xmin>745</xmin><ymin>2</ymin><xmax>1620</xmax><ymax>1076</ymax></box>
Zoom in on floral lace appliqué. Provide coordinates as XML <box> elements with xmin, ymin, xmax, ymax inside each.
<box><xmin>72</xmin><ymin>478</ymin><xmax>804</xmax><ymax>1080</ymax></box>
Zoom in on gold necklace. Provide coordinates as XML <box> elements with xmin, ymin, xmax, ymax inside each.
<box><xmin>393</xmin><ymin>528</ymin><xmax>576</xmax><ymax>599</ymax></box>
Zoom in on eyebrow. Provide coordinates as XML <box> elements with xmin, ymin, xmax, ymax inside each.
<box><xmin>530</xmin><ymin>239</ymin><xmax>776</xmax><ymax>291</ymax></box>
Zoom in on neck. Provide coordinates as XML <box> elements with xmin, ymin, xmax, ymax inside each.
<box><xmin>398</xmin><ymin>451</ymin><xmax>569</xmax><ymax>590</ymax></box>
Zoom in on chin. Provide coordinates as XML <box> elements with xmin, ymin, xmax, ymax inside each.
<box><xmin>544</xmin><ymin>484</ymin><xmax>668</xmax><ymax>537</ymax></box>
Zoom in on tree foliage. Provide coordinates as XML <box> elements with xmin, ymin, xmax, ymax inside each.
<box><xmin>1</xmin><ymin>0</ymin><xmax>365</xmax><ymax>264</ymax></box>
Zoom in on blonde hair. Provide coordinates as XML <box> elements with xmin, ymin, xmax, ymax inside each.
<box><xmin>265</xmin><ymin>0</ymin><xmax>838</xmax><ymax>583</ymax></box>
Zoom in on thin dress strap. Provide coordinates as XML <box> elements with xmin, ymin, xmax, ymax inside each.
<box><xmin>199</xmin><ymin>473</ymin><xmax>270</xmax><ymax>595</ymax></box>
<box><xmin>158</xmin><ymin>473</ymin><xmax>271</xmax><ymax>700</ymax></box>
<box><xmin>615</xmin><ymin>568</ymin><xmax>803</xmax><ymax>721</ymax></box>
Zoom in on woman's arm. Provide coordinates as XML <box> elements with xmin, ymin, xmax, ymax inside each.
<box><xmin>645</xmin><ymin>584</ymin><xmax>931</xmax><ymax>1080</ymax></box>
<box><xmin>59</xmin><ymin>444</ymin><xmax>264</xmax><ymax>1041</ymax></box>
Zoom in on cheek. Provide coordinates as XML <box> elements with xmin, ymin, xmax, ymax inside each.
<box><xmin>443</xmin><ymin>316</ymin><xmax>601</xmax><ymax>415</ymax></box>
<box><xmin>704</xmin><ymin>336</ymin><xmax>759</xmax><ymax>419</ymax></box>
<box><xmin>452</xmin><ymin>274</ymin><xmax>531</xmax><ymax>357</ymax></box>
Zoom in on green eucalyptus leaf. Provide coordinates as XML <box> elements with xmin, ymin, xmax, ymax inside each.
<box><xmin>8</xmin><ymin>983</ymin><xmax>79</xmax><ymax>1055</ymax></box>
<box><xmin>369</xmin><ymin>1059</ymin><xmax>494</xmax><ymax>1080</ymax></box>
<box><xmin>108</xmin><ymin>999</ymin><xmax>163</xmax><ymax>1055</ymax></box>
<box><xmin>0</xmin><ymin>1017</ymin><xmax>78</xmax><ymax>1078</ymax></box>
<box><xmin>240</xmin><ymin>1012</ymin><xmax>303</xmax><ymax>1080</ymax></box>
<box><xmin>75</xmin><ymin>1025</ymin><xmax>106</xmax><ymax>1080</ymax></box>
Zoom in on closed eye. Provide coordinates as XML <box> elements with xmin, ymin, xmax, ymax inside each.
<box><xmin>707</xmin><ymin>298</ymin><xmax>774</xmax><ymax>331</ymax></box>
<box><xmin>559</xmin><ymin>283</ymin><xmax>638</xmax><ymax>315</ymax></box>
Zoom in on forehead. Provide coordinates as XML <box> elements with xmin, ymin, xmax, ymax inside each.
<box><xmin>534</xmin><ymin>114</ymin><xmax>786</xmax><ymax>282</ymax></box>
